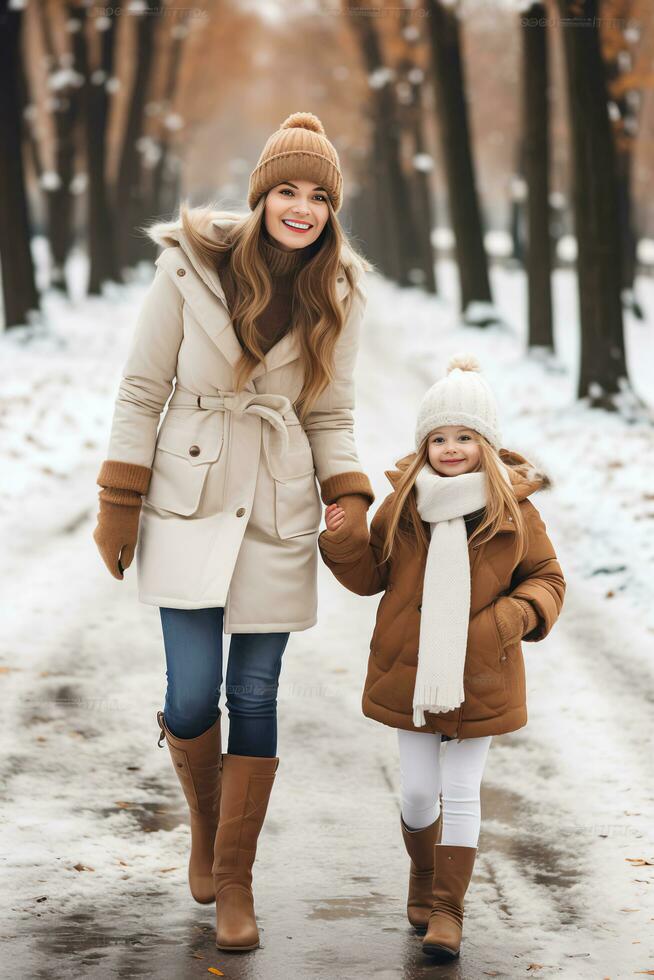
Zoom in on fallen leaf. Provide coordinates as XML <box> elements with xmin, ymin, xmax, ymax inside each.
<box><xmin>626</xmin><ymin>858</ymin><xmax>654</xmax><ymax>867</ymax></box>
<box><xmin>527</xmin><ymin>967</ymin><xmax>545</xmax><ymax>972</ymax></box>
<box><xmin>118</xmin><ymin>860</ymin><xmax>129</xmax><ymax>867</ymax></box>
<box><xmin>208</xmin><ymin>970</ymin><xmax>224</xmax><ymax>977</ymax></box>
<box><xmin>114</xmin><ymin>801</ymin><xmax>136</xmax><ymax>809</ymax></box>
<box><xmin>159</xmin><ymin>867</ymin><xmax>178</xmax><ymax>873</ymax></box>
<box><xmin>73</xmin><ymin>862</ymin><xmax>95</xmax><ymax>872</ymax></box>
<box><xmin>619</xmin><ymin>908</ymin><xmax>640</xmax><ymax>912</ymax></box>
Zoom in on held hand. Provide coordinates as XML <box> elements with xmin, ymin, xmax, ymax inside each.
<box><xmin>325</xmin><ymin>503</ymin><xmax>346</xmax><ymax>533</ymax></box>
<box><xmin>321</xmin><ymin>495</ymin><xmax>370</xmax><ymax>554</ymax></box>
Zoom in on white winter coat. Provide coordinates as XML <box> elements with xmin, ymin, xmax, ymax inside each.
<box><xmin>102</xmin><ymin>212</ymin><xmax>369</xmax><ymax>632</ymax></box>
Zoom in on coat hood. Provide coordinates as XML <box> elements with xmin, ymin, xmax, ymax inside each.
<box><xmin>146</xmin><ymin>207</ymin><xmax>370</xmax><ymax>284</ymax></box>
<box><xmin>384</xmin><ymin>448</ymin><xmax>550</xmax><ymax>501</ymax></box>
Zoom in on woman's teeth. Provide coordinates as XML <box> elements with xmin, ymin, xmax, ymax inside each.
<box><xmin>282</xmin><ymin>219</ymin><xmax>311</xmax><ymax>232</ymax></box>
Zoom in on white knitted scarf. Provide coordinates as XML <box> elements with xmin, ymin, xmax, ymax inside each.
<box><xmin>412</xmin><ymin>463</ymin><xmax>490</xmax><ymax>727</ymax></box>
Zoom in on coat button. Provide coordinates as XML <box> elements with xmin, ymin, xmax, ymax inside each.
<box><xmin>500</xmin><ymin>654</ymin><xmax>507</xmax><ymax>662</ymax></box>
<box><xmin>176</xmin><ymin>268</ymin><xmax>186</xmax><ymax>277</ymax></box>
<box><xmin>508</xmin><ymin>516</ymin><xmax>513</xmax><ymax>522</ymax></box>
<box><xmin>188</xmin><ymin>445</ymin><xmax>200</xmax><ymax>457</ymax></box>
<box><xmin>236</xmin><ymin>507</ymin><xmax>246</xmax><ymax>517</ymax></box>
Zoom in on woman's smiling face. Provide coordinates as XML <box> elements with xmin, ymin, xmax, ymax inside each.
<box><xmin>263</xmin><ymin>179</ymin><xmax>330</xmax><ymax>252</ymax></box>
<box><xmin>427</xmin><ymin>426</ymin><xmax>481</xmax><ymax>476</ymax></box>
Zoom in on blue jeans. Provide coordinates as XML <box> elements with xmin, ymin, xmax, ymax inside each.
<box><xmin>159</xmin><ymin>607</ymin><xmax>289</xmax><ymax>757</ymax></box>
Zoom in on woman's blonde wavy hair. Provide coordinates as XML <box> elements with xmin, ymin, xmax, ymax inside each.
<box><xmin>173</xmin><ymin>194</ymin><xmax>373</xmax><ymax>424</ymax></box>
<box><xmin>381</xmin><ymin>432</ymin><xmax>526</xmax><ymax>564</ymax></box>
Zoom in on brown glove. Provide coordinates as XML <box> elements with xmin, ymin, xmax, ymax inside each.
<box><xmin>493</xmin><ymin>596</ymin><xmax>539</xmax><ymax>646</ymax></box>
<box><xmin>93</xmin><ymin>461</ymin><xmax>152</xmax><ymax>581</ymax></box>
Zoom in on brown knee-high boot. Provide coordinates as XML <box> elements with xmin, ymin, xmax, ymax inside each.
<box><xmin>422</xmin><ymin>844</ymin><xmax>477</xmax><ymax>960</ymax></box>
<box><xmin>212</xmin><ymin>753</ymin><xmax>279</xmax><ymax>952</ymax></box>
<box><xmin>156</xmin><ymin>710</ymin><xmax>222</xmax><ymax>905</ymax></box>
<box><xmin>400</xmin><ymin>809</ymin><xmax>443</xmax><ymax>933</ymax></box>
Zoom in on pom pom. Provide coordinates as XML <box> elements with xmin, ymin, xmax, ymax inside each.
<box><xmin>447</xmin><ymin>353</ymin><xmax>481</xmax><ymax>374</ymax></box>
<box><xmin>280</xmin><ymin>111</ymin><xmax>325</xmax><ymax>135</ymax></box>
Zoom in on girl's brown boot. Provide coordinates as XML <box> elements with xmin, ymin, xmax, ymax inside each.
<box><xmin>212</xmin><ymin>753</ymin><xmax>279</xmax><ymax>952</ymax></box>
<box><xmin>422</xmin><ymin>844</ymin><xmax>477</xmax><ymax>961</ymax></box>
<box><xmin>156</xmin><ymin>710</ymin><xmax>222</xmax><ymax>904</ymax></box>
<box><xmin>400</xmin><ymin>810</ymin><xmax>443</xmax><ymax>933</ymax></box>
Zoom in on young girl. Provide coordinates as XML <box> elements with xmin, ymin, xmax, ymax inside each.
<box><xmin>319</xmin><ymin>355</ymin><xmax>565</xmax><ymax>962</ymax></box>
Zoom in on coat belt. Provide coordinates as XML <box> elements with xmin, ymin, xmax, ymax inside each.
<box><xmin>168</xmin><ymin>387</ymin><xmax>295</xmax><ymax>454</ymax></box>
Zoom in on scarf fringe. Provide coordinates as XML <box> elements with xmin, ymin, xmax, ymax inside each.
<box><xmin>412</xmin><ymin>681</ymin><xmax>465</xmax><ymax>727</ymax></box>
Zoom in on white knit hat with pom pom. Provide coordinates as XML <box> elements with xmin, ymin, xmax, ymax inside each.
<box><xmin>415</xmin><ymin>354</ymin><xmax>502</xmax><ymax>450</ymax></box>
<box><xmin>248</xmin><ymin>111</ymin><xmax>343</xmax><ymax>212</ymax></box>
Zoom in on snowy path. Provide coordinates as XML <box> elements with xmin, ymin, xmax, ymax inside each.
<box><xmin>0</xmin><ymin>260</ymin><xmax>652</xmax><ymax>978</ymax></box>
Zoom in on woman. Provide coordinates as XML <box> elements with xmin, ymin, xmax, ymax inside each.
<box><xmin>92</xmin><ymin>112</ymin><xmax>375</xmax><ymax>952</ymax></box>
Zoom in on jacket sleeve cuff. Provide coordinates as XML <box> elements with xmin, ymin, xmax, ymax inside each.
<box><xmin>515</xmin><ymin>598</ymin><xmax>540</xmax><ymax>638</ymax></box>
<box><xmin>320</xmin><ymin>471</ymin><xmax>375</xmax><ymax>506</ymax></box>
<box><xmin>97</xmin><ymin>459</ymin><xmax>152</xmax><ymax>494</ymax></box>
<box><xmin>99</xmin><ymin>486</ymin><xmax>143</xmax><ymax>507</ymax></box>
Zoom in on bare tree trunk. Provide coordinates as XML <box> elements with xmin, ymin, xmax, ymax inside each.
<box><xmin>347</xmin><ymin>0</ymin><xmax>420</xmax><ymax>286</ymax></box>
<box><xmin>149</xmin><ymin>20</ymin><xmax>188</xmax><ymax>219</ymax></box>
<box><xmin>114</xmin><ymin>0</ymin><xmax>159</xmax><ymax>273</ymax></box>
<box><xmin>36</xmin><ymin>2</ymin><xmax>81</xmax><ymax>293</ymax></box>
<box><xmin>425</xmin><ymin>0</ymin><xmax>491</xmax><ymax>315</ymax></box>
<box><xmin>603</xmin><ymin>30</ymin><xmax>640</xmax><ymax>315</ymax></box>
<box><xmin>0</xmin><ymin>1</ymin><xmax>39</xmax><ymax>328</ymax></box>
<box><xmin>396</xmin><ymin>50</ymin><xmax>437</xmax><ymax>293</ymax></box>
<box><xmin>557</xmin><ymin>0</ymin><xmax>631</xmax><ymax>406</ymax></box>
<box><xmin>522</xmin><ymin>3</ymin><xmax>554</xmax><ymax>350</ymax></box>
<box><xmin>350</xmin><ymin>156</ymin><xmax>387</xmax><ymax>273</ymax></box>
<box><xmin>77</xmin><ymin>7</ymin><xmax>119</xmax><ymax>294</ymax></box>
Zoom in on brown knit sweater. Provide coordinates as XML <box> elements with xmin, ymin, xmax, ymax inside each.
<box><xmin>216</xmin><ymin>227</ymin><xmax>322</xmax><ymax>354</ymax></box>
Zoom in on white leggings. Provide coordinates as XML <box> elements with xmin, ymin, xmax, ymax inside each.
<box><xmin>397</xmin><ymin>729</ymin><xmax>492</xmax><ymax>847</ymax></box>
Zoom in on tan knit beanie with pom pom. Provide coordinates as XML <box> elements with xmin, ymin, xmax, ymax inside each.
<box><xmin>247</xmin><ymin>111</ymin><xmax>343</xmax><ymax>212</ymax></box>
<box><xmin>415</xmin><ymin>353</ymin><xmax>502</xmax><ymax>450</ymax></box>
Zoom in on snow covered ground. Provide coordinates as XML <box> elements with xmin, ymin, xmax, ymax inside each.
<box><xmin>0</xmin><ymin>245</ymin><xmax>652</xmax><ymax>978</ymax></box>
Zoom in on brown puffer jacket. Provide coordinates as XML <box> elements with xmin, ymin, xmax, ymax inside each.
<box><xmin>319</xmin><ymin>450</ymin><xmax>566</xmax><ymax>740</ymax></box>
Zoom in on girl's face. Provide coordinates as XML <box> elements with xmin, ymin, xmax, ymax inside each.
<box><xmin>427</xmin><ymin>426</ymin><xmax>481</xmax><ymax>476</ymax></box>
<box><xmin>263</xmin><ymin>179</ymin><xmax>330</xmax><ymax>252</ymax></box>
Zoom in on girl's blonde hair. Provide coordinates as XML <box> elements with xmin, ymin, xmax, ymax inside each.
<box><xmin>381</xmin><ymin>432</ymin><xmax>526</xmax><ymax>564</ymax></box>
<box><xmin>175</xmin><ymin>194</ymin><xmax>372</xmax><ymax>425</ymax></box>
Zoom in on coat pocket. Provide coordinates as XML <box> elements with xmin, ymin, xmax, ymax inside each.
<box><xmin>146</xmin><ymin>416</ymin><xmax>224</xmax><ymax>517</ymax></box>
<box><xmin>462</xmin><ymin>605</ymin><xmax>509</xmax><ymax>718</ymax></box>
<box><xmin>274</xmin><ymin>471</ymin><xmax>322</xmax><ymax>539</ymax></box>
